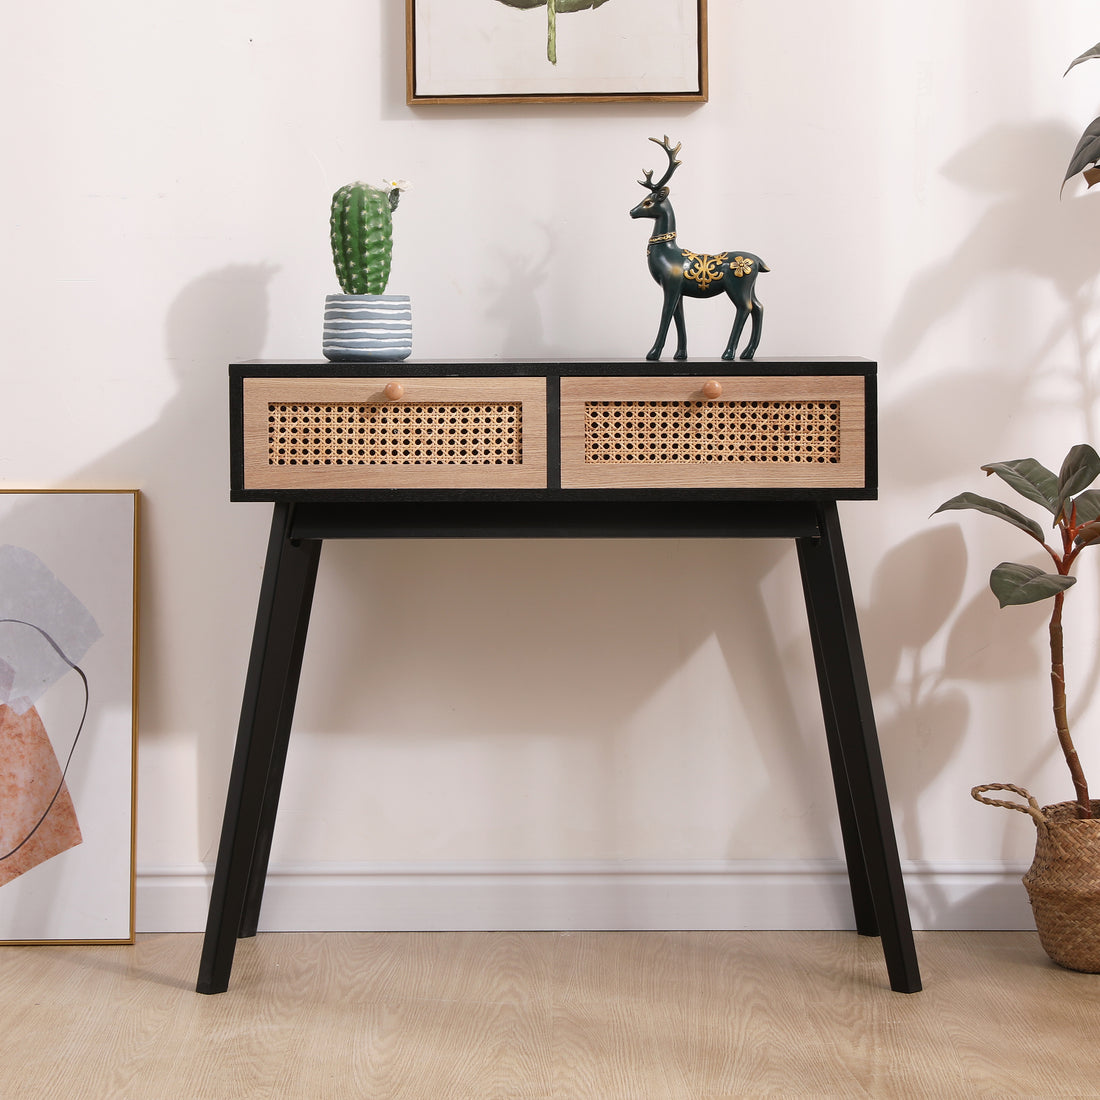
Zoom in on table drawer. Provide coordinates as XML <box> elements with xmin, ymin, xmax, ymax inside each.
<box><xmin>559</xmin><ymin>375</ymin><xmax>867</xmax><ymax>490</ymax></box>
<box><xmin>241</xmin><ymin>376</ymin><xmax>547</xmax><ymax>491</ymax></box>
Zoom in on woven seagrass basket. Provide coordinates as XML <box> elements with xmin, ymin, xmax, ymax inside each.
<box><xmin>974</xmin><ymin>783</ymin><xmax>1100</xmax><ymax>973</ymax></box>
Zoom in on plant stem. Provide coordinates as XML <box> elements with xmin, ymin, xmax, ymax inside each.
<box><xmin>547</xmin><ymin>1</ymin><xmax>557</xmax><ymax>64</ymax></box>
<box><xmin>1049</xmin><ymin>589</ymin><xmax>1092</xmax><ymax>818</ymax></box>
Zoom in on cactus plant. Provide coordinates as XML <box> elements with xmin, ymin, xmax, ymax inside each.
<box><xmin>329</xmin><ymin>182</ymin><xmax>402</xmax><ymax>296</ymax></box>
<box><xmin>323</xmin><ymin>179</ymin><xmax>411</xmax><ymax>362</ymax></box>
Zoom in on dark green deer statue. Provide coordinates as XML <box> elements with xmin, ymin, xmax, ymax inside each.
<box><xmin>630</xmin><ymin>136</ymin><xmax>769</xmax><ymax>361</ymax></box>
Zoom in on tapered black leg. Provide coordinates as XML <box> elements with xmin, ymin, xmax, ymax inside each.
<box><xmin>197</xmin><ymin>505</ymin><xmax>322</xmax><ymax>994</ymax></box>
<box><xmin>237</xmin><ymin>528</ymin><xmax>322</xmax><ymax>938</ymax></box>
<box><xmin>798</xmin><ymin>554</ymin><xmax>879</xmax><ymax>939</ymax></box>
<box><xmin>796</xmin><ymin>502</ymin><xmax>921</xmax><ymax>994</ymax></box>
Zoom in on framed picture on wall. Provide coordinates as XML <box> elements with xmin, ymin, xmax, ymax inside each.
<box><xmin>406</xmin><ymin>0</ymin><xmax>708</xmax><ymax>105</ymax></box>
<box><xmin>0</xmin><ymin>490</ymin><xmax>139</xmax><ymax>944</ymax></box>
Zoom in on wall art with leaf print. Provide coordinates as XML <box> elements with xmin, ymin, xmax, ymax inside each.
<box><xmin>406</xmin><ymin>0</ymin><xmax>707</xmax><ymax>104</ymax></box>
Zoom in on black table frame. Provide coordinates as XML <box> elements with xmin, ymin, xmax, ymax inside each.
<box><xmin>197</xmin><ymin>498</ymin><xmax>922</xmax><ymax>995</ymax></box>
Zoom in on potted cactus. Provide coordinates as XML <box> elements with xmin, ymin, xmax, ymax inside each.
<box><xmin>934</xmin><ymin>444</ymin><xmax>1100</xmax><ymax>971</ymax></box>
<box><xmin>323</xmin><ymin>179</ymin><xmax>411</xmax><ymax>362</ymax></box>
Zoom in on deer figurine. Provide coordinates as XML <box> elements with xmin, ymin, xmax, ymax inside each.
<box><xmin>631</xmin><ymin>136</ymin><xmax>768</xmax><ymax>361</ymax></box>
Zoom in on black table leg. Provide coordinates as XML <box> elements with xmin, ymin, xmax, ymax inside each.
<box><xmin>196</xmin><ymin>496</ymin><xmax>919</xmax><ymax>995</ymax></box>
<box><xmin>196</xmin><ymin>504</ymin><xmax>322</xmax><ymax>994</ymax></box>
<box><xmin>236</xmin><ymin>521</ymin><xmax>323</xmax><ymax>940</ymax></box>
<box><xmin>797</xmin><ymin>502</ymin><xmax>922</xmax><ymax>994</ymax></box>
<box><xmin>799</xmin><ymin>571</ymin><xmax>880</xmax><ymax>940</ymax></box>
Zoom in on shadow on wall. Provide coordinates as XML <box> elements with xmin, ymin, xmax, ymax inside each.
<box><xmin>866</xmin><ymin>121</ymin><xmax>1100</xmax><ymax>903</ymax></box>
<box><xmin>281</xmin><ymin>535</ymin><xmax>804</xmax><ymax>861</ymax></box>
<box><xmin>710</xmin><ymin>542</ymin><xmax>842</xmax><ymax>858</ymax></box>
<box><xmin>792</xmin><ymin>522</ymin><xmax>1052</xmax><ymax>924</ymax></box>
<box><xmin>2</xmin><ymin>265</ymin><xmax>277</xmax><ymax>736</ymax></box>
<box><xmin>124</xmin><ymin>265</ymin><xmax>277</xmax><ymax>734</ymax></box>
<box><xmin>879</xmin><ymin>122</ymin><xmax>1100</xmax><ymax>486</ymax></box>
<box><xmin>721</xmin><ymin>522</ymin><xmax>1037</xmax><ymax>905</ymax></box>
<box><xmin>0</xmin><ymin>264</ymin><xmax>277</xmax><ymax>872</ymax></box>
<box><xmin>147</xmin><ymin>262</ymin><xmax>277</xmax><ymax>709</ymax></box>
<box><xmin>483</xmin><ymin>222</ymin><xmax>560</xmax><ymax>359</ymax></box>
<box><xmin>149</xmin><ymin>266</ymin><xmax>283</xmax><ymax>847</ymax></box>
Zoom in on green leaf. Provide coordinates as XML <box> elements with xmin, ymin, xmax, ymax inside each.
<box><xmin>1056</xmin><ymin>444</ymin><xmax>1100</xmax><ymax>519</ymax></box>
<box><xmin>989</xmin><ymin>563</ymin><xmax>1076</xmax><ymax>607</ymax></box>
<box><xmin>1074</xmin><ymin>518</ymin><xmax>1100</xmax><ymax>549</ymax></box>
<box><xmin>1072</xmin><ymin>489</ymin><xmax>1100</xmax><ymax>525</ymax></box>
<box><xmin>980</xmin><ymin>458</ymin><xmax>1059</xmax><ymax>514</ymax></box>
<box><xmin>1063</xmin><ymin>117</ymin><xmax>1100</xmax><ymax>190</ymax></box>
<box><xmin>1066</xmin><ymin>42</ymin><xmax>1100</xmax><ymax>75</ymax></box>
<box><xmin>933</xmin><ymin>493</ymin><xmax>1046</xmax><ymax>543</ymax></box>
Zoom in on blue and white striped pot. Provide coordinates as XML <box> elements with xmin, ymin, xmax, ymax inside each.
<box><xmin>322</xmin><ymin>293</ymin><xmax>412</xmax><ymax>362</ymax></box>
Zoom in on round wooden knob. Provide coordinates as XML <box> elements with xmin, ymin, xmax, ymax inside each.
<box><xmin>383</xmin><ymin>381</ymin><xmax>405</xmax><ymax>400</ymax></box>
<box><xmin>702</xmin><ymin>380</ymin><xmax>722</xmax><ymax>400</ymax></box>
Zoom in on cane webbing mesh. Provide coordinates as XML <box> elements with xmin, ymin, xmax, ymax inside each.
<box><xmin>583</xmin><ymin>400</ymin><xmax>841</xmax><ymax>465</ymax></box>
<box><xmin>267</xmin><ymin>402</ymin><xmax>523</xmax><ymax>466</ymax></box>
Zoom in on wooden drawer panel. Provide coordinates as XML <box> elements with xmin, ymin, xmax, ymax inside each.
<box><xmin>242</xmin><ymin>377</ymin><xmax>547</xmax><ymax>490</ymax></box>
<box><xmin>560</xmin><ymin>375</ymin><xmax>867</xmax><ymax>489</ymax></box>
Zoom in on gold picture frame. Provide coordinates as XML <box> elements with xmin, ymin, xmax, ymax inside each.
<box><xmin>406</xmin><ymin>0</ymin><xmax>708</xmax><ymax>105</ymax></box>
<box><xmin>0</xmin><ymin>490</ymin><xmax>139</xmax><ymax>944</ymax></box>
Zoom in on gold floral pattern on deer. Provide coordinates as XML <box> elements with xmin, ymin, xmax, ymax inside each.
<box><xmin>731</xmin><ymin>256</ymin><xmax>755</xmax><ymax>278</ymax></box>
<box><xmin>683</xmin><ymin>250</ymin><xmax>729</xmax><ymax>290</ymax></box>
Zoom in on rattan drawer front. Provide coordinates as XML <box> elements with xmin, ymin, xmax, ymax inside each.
<box><xmin>560</xmin><ymin>376</ymin><xmax>866</xmax><ymax>489</ymax></box>
<box><xmin>242</xmin><ymin>377</ymin><xmax>547</xmax><ymax>490</ymax></box>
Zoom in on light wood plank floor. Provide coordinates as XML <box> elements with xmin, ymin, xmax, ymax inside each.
<box><xmin>1</xmin><ymin>931</ymin><xmax>1098</xmax><ymax>1098</ymax></box>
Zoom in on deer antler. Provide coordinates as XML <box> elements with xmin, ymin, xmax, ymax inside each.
<box><xmin>638</xmin><ymin>135</ymin><xmax>682</xmax><ymax>192</ymax></box>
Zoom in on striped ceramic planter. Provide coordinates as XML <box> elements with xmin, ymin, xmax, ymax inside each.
<box><xmin>322</xmin><ymin>293</ymin><xmax>412</xmax><ymax>362</ymax></box>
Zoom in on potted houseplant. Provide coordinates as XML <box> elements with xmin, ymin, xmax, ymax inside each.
<box><xmin>323</xmin><ymin>179</ymin><xmax>411</xmax><ymax>362</ymax></box>
<box><xmin>935</xmin><ymin>444</ymin><xmax>1100</xmax><ymax>970</ymax></box>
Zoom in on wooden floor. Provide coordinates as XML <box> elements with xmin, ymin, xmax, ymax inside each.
<box><xmin>1</xmin><ymin>931</ymin><xmax>1098</xmax><ymax>1098</ymax></box>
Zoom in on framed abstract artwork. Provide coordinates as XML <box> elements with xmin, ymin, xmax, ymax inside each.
<box><xmin>406</xmin><ymin>0</ymin><xmax>708</xmax><ymax>105</ymax></box>
<box><xmin>0</xmin><ymin>490</ymin><xmax>138</xmax><ymax>944</ymax></box>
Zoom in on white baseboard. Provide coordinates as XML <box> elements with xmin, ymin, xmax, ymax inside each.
<box><xmin>136</xmin><ymin>859</ymin><xmax>1035</xmax><ymax>934</ymax></box>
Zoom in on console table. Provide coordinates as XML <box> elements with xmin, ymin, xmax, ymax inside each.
<box><xmin>197</xmin><ymin>357</ymin><xmax>921</xmax><ymax>995</ymax></box>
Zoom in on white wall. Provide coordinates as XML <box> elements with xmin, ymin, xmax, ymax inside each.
<box><xmin>4</xmin><ymin>0</ymin><xmax>1100</xmax><ymax>933</ymax></box>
